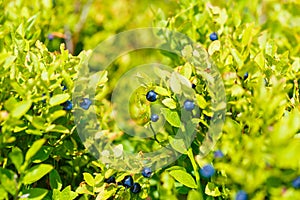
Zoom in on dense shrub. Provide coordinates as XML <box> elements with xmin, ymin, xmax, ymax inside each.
<box><xmin>0</xmin><ymin>0</ymin><xmax>300</xmax><ymax>199</ymax></box>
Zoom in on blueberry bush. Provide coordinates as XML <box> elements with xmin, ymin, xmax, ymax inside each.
<box><xmin>0</xmin><ymin>0</ymin><xmax>300</xmax><ymax>199</ymax></box>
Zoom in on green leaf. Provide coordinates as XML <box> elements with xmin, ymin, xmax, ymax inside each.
<box><xmin>23</xmin><ymin>164</ymin><xmax>53</xmax><ymax>185</ymax></box>
<box><xmin>205</xmin><ymin>182</ymin><xmax>221</xmax><ymax>197</ymax></box>
<box><xmin>169</xmin><ymin>72</ymin><xmax>181</xmax><ymax>94</ymax></box>
<box><xmin>83</xmin><ymin>172</ymin><xmax>95</xmax><ymax>186</ymax></box>
<box><xmin>161</xmin><ymin>108</ymin><xmax>181</xmax><ymax>127</ymax></box>
<box><xmin>32</xmin><ymin>146</ymin><xmax>52</xmax><ymax>163</ymax></box>
<box><xmin>196</xmin><ymin>94</ymin><xmax>208</xmax><ymax>109</ymax></box>
<box><xmin>31</xmin><ymin>116</ymin><xmax>46</xmax><ymax>130</ymax></box>
<box><xmin>25</xmin><ymin>139</ymin><xmax>46</xmax><ymax>162</ymax></box>
<box><xmin>11</xmin><ymin>100</ymin><xmax>32</xmax><ymax>119</ymax></box>
<box><xmin>155</xmin><ymin>86</ymin><xmax>170</xmax><ymax>96</ymax></box>
<box><xmin>208</xmin><ymin>40</ymin><xmax>221</xmax><ymax>55</ymax></box>
<box><xmin>0</xmin><ymin>186</ymin><xmax>8</xmax><ymax>200</ymax></box>
<box><xmin>8</xmin><ymin>147</ymin><xmax>24</xmax><ymax>172</ymax></box>
<box><xmin>3</xmin><ymin>55</ymin><xmax>16</xmax><ymax>69</ymax></box>
<box><xmin>230</xmin><ymin>48</ymin><xmax>243</xmax><ymax>68</ymax></box>
<box><xmin>50</xmin><ymin>170</ymin><xmax>62</xmax><ymax>190</ymax></box>
<box><xmin>53</xmin><ymin>186</ymin><xmax>78</xmax><ymax>200</ymax></box>
<box><xmin>180</xmin><ymin>62</ymin><xmax>193</xmax><ymax>79</ymax></box>
<box><xmin>162</xmin><ymin>98</ymin><xmax>177</xmax><ymax>109</ymax></box>
<box><xmin>47</xmin><ymin>125</ymin><xmax>69</xmax><ymax>134</ymax></box>
<box><xmin>241</xmin><ymin>23</ymin><xmax>254</xmax><ymax>47</ymax></box>
<box><xmin>20</xmin><ymin>188</ymin><xmax>48</xmax><ymax>200</ymax></box>
<box><xmin>0</xmin><ymin>168</ymin><xmax>17</xmax><ymax>195</ymax></box>
<box><xmin>169</xmin><ymin>170</ymin><xmax>197</xmax><ymax>189</ymax></box>
<box><xmin>47</xmin><ymin>110</ymin><xmax>67</xmax><ymax>123</ymax></box>
<box><xmin>271</xmin><ymin>109</ymin><xmax>300</xmax><ymax>145</ymax></box>
<box><xmin>49</xmin><ymin>94</ymin><xmax>70</xmax><ymax>107</ymax></box>
<box><xmin>181</xmin><ymin>45</ymin><xmax>193</xmax><ymax>59</ymax></box>
<box><xmin>188</xmin><ymin>190</ymin><xmax>203</xmax><ymax>200</ymax></box>
<box><xmin>169</xmin><ymin>137</ymin><xmax>187</xmax><ymax>154</ymax></box>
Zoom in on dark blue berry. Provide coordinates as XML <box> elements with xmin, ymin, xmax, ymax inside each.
<box><xmin>80</xmin><ymin>98</ymin><xmax>92</xmax><ymax>110</ymax></box>
<box><xmin>62</xmin><ymin>84</ymin><xmax>67</xmax><ymax>91</ymax></box>
<box><xmin>209</xmin><ymin>32</ymin><xmax>218</xmax><ymax>41</ymax></box>
<box><xmin>146</xmin><ymin>90</ymin><xmax>157</xmax><ymax>102</ymax></box>
<box><xmin>192</xmin><ymin>84</ymin><xmax>196</xmax><ymax>89</ymax></box>
<box><xmin>292</xmin><ymin>176</ymin><xmax>300</xmax><ymax>189</ymax></box>
<box><xmin>150</xmin><ymin>114</ymin><xmax>159</xmax><ymax>122</ymax></box>
<box><xmin>243</xmin><ymin>72</ymin><xmax>249</xmax><ymax>80</ymax></box>
<box><xmin>42</xmin><ymin>93</ymin><xmax>46</xmax><ymax>103</ymax></box>
<box><xmin>62</xmin><ymin>100</ymin><xmax>73</xmax><ymax>111</ymax></box>
<box><xmin>130</xmin><ymin>183</ymin><xmax>141</xmax><ymax>194</ymax></box>
<box><xmin>199</xmin><ymin>164</ymin><xmax>215</xmax><ymax>178</ymax></box>
<box><xmin>184</xmin><ymin>100</ymin><xmax>195</xmax><ymax>111</ymax></box>
<box><xmin>105</xmin><ymin>176</ymin><xmax>116</xmax><ymax>184</ymax></box>
<box><xmin>214</xmin><ymin>150</ymin><xmax>224</xmax><ymax>158</ymax></box>
<box><xmin>142</xmin><ymin>167</ymin><xmax>152</xmax><ymax>178</ymax></box>
<box><xmin>122</xmin><ymin>175</ymin><xmax>134</xmax><ymax>188</ymax></box>
<box><xmin>235</xmin><ymin>190</ymin><xmax>248</xmax><ymax>200</ymax></box>
<box><xmin>204</xmin><ymin>115</ymin><xmax>212</xmax><ymax>121</ymax></box>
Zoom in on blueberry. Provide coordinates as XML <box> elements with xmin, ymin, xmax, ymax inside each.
<box><xmin>292</xmin><ymin>176</ymin><xmax>300</xmax><ymax>189</ymax></box>
<box><xmin>42</xmin><ymin>93</ymin><xmax>46</xmax><ymax>103</ymax></box>
<box><xmin>184</xmin><ymin>100</ymin><xmax>195</xmax><ymax>111</ymax></box>
<box><xmin>80</xmin><ymin>98</ymin><xmax>92</xmax><ymax>110</ymax></box>
<box><xmin>209</xmin><ymin>32</ymin><xmax>218</xmax><ymax>41</ymax></box>
<box><xmin>199</xmin><ymin>164</ymin><xmax>215</xmax><ymax>178</ymax></box>
<box><xmin>48</xmin><ymin>33</ymin><xmax>54</xmax><ymax>40</ymax></box>
<box><xmin>243</xmin><ymin>72</ymin><xmax>249</xmax><ymax>80</ymax></box>
<box><xmin>150</xmin><ymin>114</ymin><xmax>159</xmax><ymax>122</ymax></box>
<box><xmin>146</xmin><ymin>90</ymin><xmax>157</xmax><ymax>102</ymax></box>
<box><xmin>105</xmin><ymin>176</ymin><xmax>116</xmax><ymax>184</ymax></box>
<box><xmin>192</xmin><ymin>84</ymin><xmax>196</xmax><ymax>89</ymax></box>
<box><xmin>204</xmin><ymin>115</ymin><xmax>212</xmax><ymax>121</ymax></box>
<box><xmin>130</xmin><ymin>183</ymin><xmax>141</xmax><ymax>194</ymax></box>
<box><xmin>122</xmin><ymin>175</ymin><xmax>134</xmax><ymax>188</ymax></box>
<box><xmin>142</xmin><ymin>167</ymin><xmax>152</xmax><ymax>178</ymax></box>
<box><xmin>214</xmin><ymin>150</ymin><xmax>224</xmax><ymax>158</ymax></box>
<box><xmin>235</xmin><ymin>190</ymin><xmax>248</xmax><ymax>200</ymax></box>
<box><xmin>62</xmin><ymin>100</ymin><xmax>73</xmax><ymax>111</ymax></box>
<box><xmin>62</xmin><ymin>84</ymin><xmax>67</xmax><ymax>91</ymax></box>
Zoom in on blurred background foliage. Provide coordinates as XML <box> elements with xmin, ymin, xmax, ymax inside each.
<box><xmin>0</xmin><ymin>0</ymin><xmax>300</xmax><ymax>199</ymax></box>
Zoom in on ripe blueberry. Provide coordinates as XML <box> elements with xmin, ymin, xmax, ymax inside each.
<box><xmin>130</xmin><ymin>182</ymin><xmax>141</xmax><ymax>194</ymax></box>
<box><xmin>292</xmin><ymin>176</ymin><xmax>300</xmax><ymax>189</ymax></box>
<box><xmin>192</xmin><ymin>84</ymin><xmax>196</xmax><ymax>89</ymax></box>
<box><xmin>105</xmin><ymin>176</ymin><xmax>116</xmax><ymax>184</ymax></box>
<box><xmin>122</xmin><ymin>175</ymin><xmax>134</xmax><ymax>188</ymax></box>
<box><xmin>214</xmin><ymin>150</ymin><xmax>224</xmax><ymax>158</ymax></box>
<box><xmin>62</xmin><ymin>84</ymin><xmax>67</xmax><ymax>91</ymax></box>
<box><xmin>80</xmin><ymin>98</ymin><xmax>92</xmax><ymax>110</ymax></box>
<box><xmin>62</xmin><ymin>100</ymin><xmax>73</xmax><ymax>111</ymax></box>
<box><xmin>209</xmin><ymin>32</ymin><xmax>218</xmax><ymax>41</ymax></box>
<box><xmin>199</xmin><ymin>164</ymin><xmax>215</xmax><ymax>178</ymax></box>
<box><xmin>146</xmin><ymin>90</ymin><xmax>157</xmax><ymax>102</ymax></box>
<box><xmin>243</xmin><ymin>72</ymin><xmax>249</xmax><ymax>80</ymax></box>
<box><xmin>142</xmin><ymin>167</ymin><xmax>152</xmax><ymax>178</ymax></box>
<box><xmin>150</xmin><ymin>114</ymin><xmax>159</xmax><ymax>122</ymax></box>
<box><xmin>235</xmin><ymin>190</ymin><xmax>248</xmax><ymax>200</ymax></box>
<box><xmin>184</xmin><ymin>100</ymin><xmax>195</xmax><ymax>111</ymax></box>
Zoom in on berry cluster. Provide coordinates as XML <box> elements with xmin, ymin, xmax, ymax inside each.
<box><xmin>104</xmin><ymin>167</ymin><xmax>152</xmax><ymax>195</ymax></box>
<box><xmin>146</xmin><ymin>90</ymin><xmax>196</xmax><ymax>124</ymax></box>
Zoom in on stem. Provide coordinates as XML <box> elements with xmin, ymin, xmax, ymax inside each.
<box><xmin>187</xmin><ymin>147</ymin><xmax>204</xmax><ymax>200</ymax></box>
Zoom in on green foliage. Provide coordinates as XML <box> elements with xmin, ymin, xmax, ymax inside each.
<box><xmin>0</xmin><ymin>0</ymin><xmax>300</xmax><ymax>199</ymax></box>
